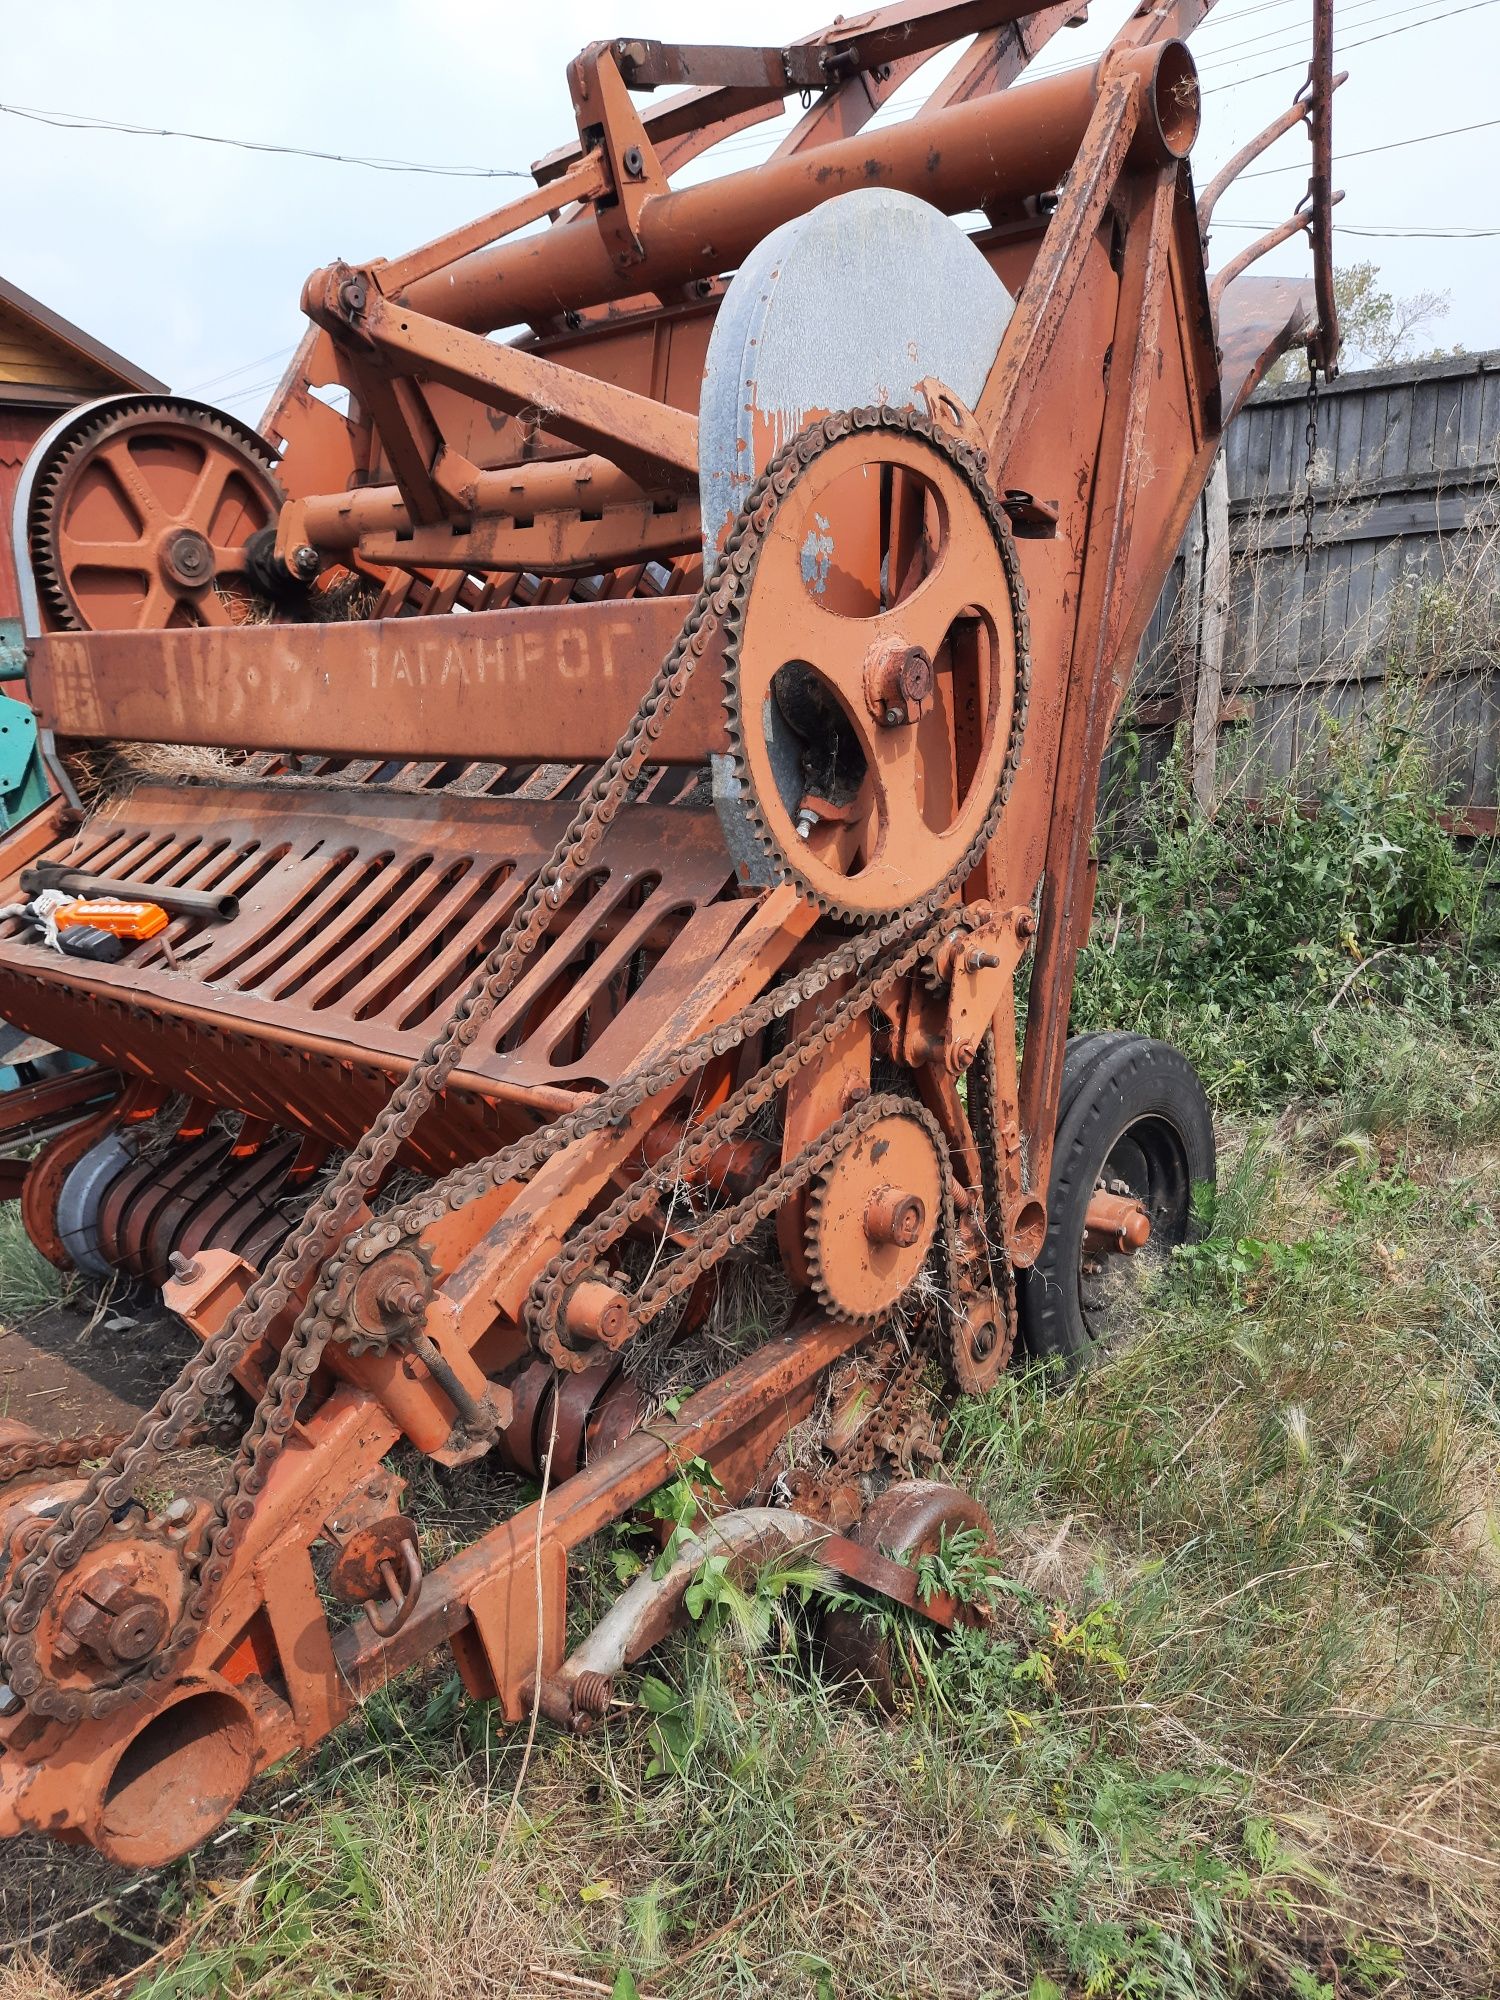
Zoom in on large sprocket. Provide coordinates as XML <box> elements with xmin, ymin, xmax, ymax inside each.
<box><xmin>28</xmin><ymin>396</ymin><xmax>285</xmax><ymax>632</ymax></box>
<box><xmin>717</xmin><ymin>409</ymin><xmax>1029</xmax><ymax>923</ymax></box>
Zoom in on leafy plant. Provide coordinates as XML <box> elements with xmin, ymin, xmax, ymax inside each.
<box><xmin>1077</xmin><ymin>728</ymin><xmax>1497</xmax><ymax>1106</ymax></box>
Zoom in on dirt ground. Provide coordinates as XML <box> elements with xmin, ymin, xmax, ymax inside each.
<box><xmin>0</xmin><ymin>1298</ymin><xmax>197</xmax><ymax>1442</ymax></box>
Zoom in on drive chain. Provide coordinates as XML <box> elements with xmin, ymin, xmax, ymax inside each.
<box><xmin>0</xmin><ymin>407</ymin><xmax>1027</xmax><ymax>1725</ymax></box>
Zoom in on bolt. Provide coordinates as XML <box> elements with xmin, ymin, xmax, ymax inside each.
<box><xmin>965</xmin><ymin>949</ymin><xmax>1004</xmax><ymax>971</ymax></box>
<box><xmin>168</xmin><ymin>1251</ymin><xmax>202</xmax><ymax>1285</ymax></box>
<box><xmin>795</xmin><ymin>807</ymin><xmax>819</xmax><ymax>840</ymax></box>
<box><xmin>162</xmin><ymin>1497</ymin><xmax>196</xmax><ymax>1530</ymax></box>
<box><xmin>378</xmin><ymin>1276</ymin><xmax>427</xmax><ymax>1320</ymax></box>
<box><xmin>291</xmin><ymin>545</ymin><xmax>322</xmax><ymax>580</ymax></box>
<box><xmin>563</xmin><ymin>309</ymin><xmax>584</xmax><ymax>330</ymax></box>
<box><xmin>883</xmin><ymin>706</ymin><xmax>902</xmax><ymax>727</ymax></box>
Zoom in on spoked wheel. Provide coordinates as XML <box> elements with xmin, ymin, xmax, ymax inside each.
<box><xmin>719</xmin><ymin>415</ymin><xmax>1029</xmax><ymax>922</ymax></box>
<box><xmin>820</xmin><ymin>1480</ymin><xmax>994</xmax><ymax>1709</ymax></box>
<box><xmin>1019</xmin><ymin>1035</ymin><xmax>1214</xmax><ymax>1368</ymax></box>
<box><xmin>28</xmin><ymin>397</ymin><xmax>285</xmax><ymax>631</ymax></box>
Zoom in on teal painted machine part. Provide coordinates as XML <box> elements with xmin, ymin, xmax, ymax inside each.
<box><xmin>0</xmin><ymin>619</ymin><xmax>26</xmax><ymax>683</ymax></box>
<box><xmin>0</xmin><ymin>622</ymin><xmax>47</xmax><ymax>830</ymax></box>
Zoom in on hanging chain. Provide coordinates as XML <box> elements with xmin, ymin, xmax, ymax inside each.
<box><xmin>1299</xmin><ymin>359</ymin><xmax>1321</xmax><ymax>568</ymax></box>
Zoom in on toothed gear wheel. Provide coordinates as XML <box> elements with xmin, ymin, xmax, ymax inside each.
<box><xmin>26</xmin><ymin>1517</ymin><xmax>192</xmax><ymax>1698</ymax></box>
<box><xmin>28</xmin><ymin>396</ymin><xmax>285</xmax><ymax>632</ymax></box>
<box><xmin>322</xmin><ymin>1243</ymin><xmax>437</xmax><ymax>1358</ymax></box>
<box><xmin>803</xmin><ymin>1110</ymin><xmax>944</xmax><ymax>1322</ymax></box>
<box><xmin>719</xmin><ymin>409</ymin><xmax>1029</xmax><ymax>923</ymax></box>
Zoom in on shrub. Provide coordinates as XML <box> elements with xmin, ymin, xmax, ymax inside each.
<box><xmin>1073</xmin><ymin>729</ymin><xmax>1499</xmax><ymax>1104</ymax></box>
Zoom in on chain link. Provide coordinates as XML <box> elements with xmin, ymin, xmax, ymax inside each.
<box><xmin>1299</xmin><ymin>362</ymin><xmax>1321</xmax><ymax>568</ymax></box>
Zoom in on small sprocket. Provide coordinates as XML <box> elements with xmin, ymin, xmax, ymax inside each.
<box><xmin>803</xmin><ymin>1109</ymin><xmax>944</xmax><ymax>1322</ymax></box>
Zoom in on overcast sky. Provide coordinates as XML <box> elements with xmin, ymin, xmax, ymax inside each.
<box><xmin>3</xmin><ymin>0</ymin><xmax>1496</xmax><ymax>423</ymax></box>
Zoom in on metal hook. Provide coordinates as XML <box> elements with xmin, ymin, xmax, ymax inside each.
<box><xmin>367</xmin><ymin>1539</ymin><xmax>423</xmax><ymax>1638</ymax></box>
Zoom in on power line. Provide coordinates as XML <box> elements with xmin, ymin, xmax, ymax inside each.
<box><xmin>1216</xmin><ymin>216</ymin><xmax>1500</xmax><ymax>236</ymax></box>
<box><xmin>1336</xmin><ymin>223</ymin><xmax>1500</xmax><ymax>236</ymax></box>
<box><xmin>8</xmin><ymin>1</ymin><xmax>1495</xmax><ymax>200</ymax></box>
<box><xmin>1023</xmin><ymin>0</ymin><xmax>1432</xmax><ymax>85</ymax></box>
<box><xmin>0</xmin><ymin>99</ymin><xmax>530</xmax><ymax>178</ymax></box>
<box><xmin>1202</xmin><ymin>0</ymin><xmax>1500</xmax><ymax>90</ymax></box>
<box><xmin>1236</xmin><ymin>114</ymin><xmax>1500</xmax><ymax>178</ymax></box>
<box><xmin>186</xmin><ymin>344</ymin><xmax>298</xmax><ymax>396</ymax></box>
<box><xmin>1193</xmin><ymin>0</ymin><xmax>1440</xmax><ymax>64</ymax></box>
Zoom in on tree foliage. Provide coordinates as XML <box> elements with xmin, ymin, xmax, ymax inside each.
<box><xmin>1264</xmin><ymin>260</ymin><xmax>1454</xmax><ymax>385</ymax></box>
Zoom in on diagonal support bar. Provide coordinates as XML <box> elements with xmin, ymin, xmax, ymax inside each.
<box><xmin>307</xmin><ymin>273</ymin><xmax>700</xmax><ymax>496</ymax></box>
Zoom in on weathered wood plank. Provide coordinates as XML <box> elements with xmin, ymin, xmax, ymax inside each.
<box><xmin>1139</xmin><ymin>350</ymin><xmax>1500</xmax><ymax>812</ymax></box>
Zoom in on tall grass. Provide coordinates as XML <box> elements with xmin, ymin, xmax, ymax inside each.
<box><xmin>0</xmin><ymin>1202</ymin><xmax>65</xmax><ymax>1323</ymax></box>
<box><xmin>1076</xmin><ymin>725</ymin><xmax>1500</xmax><ymax>1108</ymax></box>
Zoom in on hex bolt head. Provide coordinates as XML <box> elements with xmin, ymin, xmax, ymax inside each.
<box><xmin>292</xmin><ymin>545</ymin><xmax>322</xmax><ymax>580</ymax></box>
<box><xmin>380</xmin><ymin>1280</ymin><xmax>426</xmax><ymax>1320</ymax></box>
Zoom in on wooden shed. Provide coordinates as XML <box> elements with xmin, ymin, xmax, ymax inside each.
<box><xmin>0</xmin><ymin>276</ymin><xmax>165</xmax><ymax>638</ymax></box>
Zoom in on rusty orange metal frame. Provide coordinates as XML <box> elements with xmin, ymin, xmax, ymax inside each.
<box><xmin>0</xmin><ymin>0</ymin><xmax>1342</xmax><ymax>1864</ymax></box>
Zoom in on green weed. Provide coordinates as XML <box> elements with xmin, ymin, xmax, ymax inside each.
<box><xmin>1077</xmin><ymin>730</ymin><xmax>1499</xmax><ymax>1107</ymax></box>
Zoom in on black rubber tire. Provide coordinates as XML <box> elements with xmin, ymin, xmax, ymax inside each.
<box><xmin>1019</xmin><ymin>1035</ymin><xmax>1214</xmax><ymax>1368</ymax></box>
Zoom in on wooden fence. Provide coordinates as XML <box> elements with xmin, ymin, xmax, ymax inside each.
<box><xmin>1133</xmin><ymin>347</ymin><xmax>1500</xmax><ymax>829</ymax></box>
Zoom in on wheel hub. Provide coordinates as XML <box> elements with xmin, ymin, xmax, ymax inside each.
<box><xmin>158</xmin><ymin>526</ymin><xmax>215</xmax><ymax>590</ymax></box>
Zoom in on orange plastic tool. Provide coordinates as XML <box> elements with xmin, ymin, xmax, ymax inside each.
<box><xmin>55</xmin><ymin>897</ymin><xmax>170</xmax><ymax>940</ymax></box>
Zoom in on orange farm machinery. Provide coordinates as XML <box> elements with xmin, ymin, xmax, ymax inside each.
<box><xmin>0</xmin><ymin>0</ymin><xmax>1338</xmax><ymax>1865</ymax></box>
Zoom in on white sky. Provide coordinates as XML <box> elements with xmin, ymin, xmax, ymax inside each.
<box><xmin>2</xmin><ymin>0</ymin><xmax>1496</xmax><ymax>422</ymax></box>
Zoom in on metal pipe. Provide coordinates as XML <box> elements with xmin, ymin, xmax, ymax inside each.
<box><xmin>1306</xmin><ymin>0</ymin><xmax>1340</xmax><ymax>376</ymax></box>
<box><xmin>297</xmin><ymin>454</ymin><xmax>655</xmax><ymax>551</ymax></box>
<box><xmin>22</xmin><ymin>864</ymin><xmax>239</xmax><ymax>924</ymax></box>
<box><xmin>397</xmin><ymin>46</ymin><xmax>1194</xmax><ymax>336</ymax></box>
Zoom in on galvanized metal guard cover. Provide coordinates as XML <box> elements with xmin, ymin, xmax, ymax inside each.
<box><xmin>699</xmin><ymin>188</ymin><xmax>1015</xmax><ymax>560</ymax></box>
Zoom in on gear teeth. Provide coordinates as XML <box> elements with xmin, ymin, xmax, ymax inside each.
<box><xmin>718</xmin><ymin>405</ymin><xmax>1032</xmax><ymax>926</ymax></box>
<box><xmin>802</xmin><ymin>1167</ymin><xmax>862</xmax><ymax>1324</ymax></box>
<box><xmin>28</xmin><ymin>396</ymin><xmax>283</xmax><ymax>634</ymax></box>
<box><xmin>800</xmin><ymin>1110</ymin><xmax>943</xmax><ymax>1324</ymax></box>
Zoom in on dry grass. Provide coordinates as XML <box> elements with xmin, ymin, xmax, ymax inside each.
<box><xmin>0</xmin><ymin>1953</ymin><xmax>78</xmax><ymax>2000</ymax></box>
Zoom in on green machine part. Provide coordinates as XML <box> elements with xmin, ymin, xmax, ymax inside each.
<box><xmin>0</xmin><ymin>621</ymin><xmax>48</xmax><ymax>831</ymax></box>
